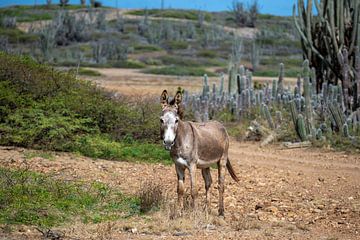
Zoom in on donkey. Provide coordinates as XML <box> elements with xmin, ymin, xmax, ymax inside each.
<box><xmin>160</xmin><ymin>90</ymin><xmax>239</xmax><ymax>216</ymax></box>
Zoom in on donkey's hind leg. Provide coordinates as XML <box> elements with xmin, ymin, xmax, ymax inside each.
<box><xmin>217</xmin><ymin>157</ymin><xmax>227</xmax><ymax>216</ymax></box>
<box><xmin>201</xmin><ymin>168</ymin><xmax>212</xmax><ymax>213</ymax></box>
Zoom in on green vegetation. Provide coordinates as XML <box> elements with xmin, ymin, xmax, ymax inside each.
<box><xmin>133</xmin><ymin>44</ymin><xmax>162</xmax><ymax>53</ymax></box>
<box><xmin>0</xmin><ymin>167</ymin><xmax>140</xmax><ymax>227</ymax></box>
<box><xmin>197</xmin><ymin>49</ymin><xmax>218</xmax><ymax>58</ymax></box>
<box><xmin>77</xmin><ymin>68</ymin><xmax>102</xmax><ymax>77</ymax></box>
<box><xmin>253</xmin><ymin>69</ymin><xmax>299</xmax><ymax>78</ymax></box>
<box><xmin>0</xmin><ymin>52</ymin><xmax>169</xmax><ymax>164</ymax></box>
<box><xmin>143</xmin><ymin>66</ymin><xmax>216</xmax><ymax>77</ymax></box>
<box><xmin>0</xmin><ymin>6</ymin><xmax>52</xmax><ymax>22</ymax></box>
<box><xmin>113</xmin><ymin>59</ymin><xmax>146</xmax><ymax>68</ymax></box>
<box><xmin>159</xmin><ymin>55</ymin><xmax>224</xmax><ymax>67</ymax></box>
<box><xmin>0</xmin><ymin>28</ymin><xmax>39</xmax><ymax>43</ymax></box>
<box><xmin>74</xmin><ymin>135</ymin><xmax>171</xmax><ymax>164</ymax></box>
<box><xmin>127</xmin><ymin>9</ymin><xmax>212</xmax><ymax>21</ymax></box>
<box><xmin>24</xmin><ymin>150</ymin><xmax>55</xmax><ymax>160</ymax></box>
<box><xmin>163</xmin><ymin>40</ymin><xmax>188</xmax><ymax>50</ymax></box>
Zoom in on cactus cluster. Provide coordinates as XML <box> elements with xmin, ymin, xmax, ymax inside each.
<box><xmin>183</xmin><ymin>56</ymin><xmax>360</xmax><ymax>142</ymax></box>
<box><xmin>293</xmin><ymin>0</ymin><xmax>360</xmax><ymax>111</ymax></box>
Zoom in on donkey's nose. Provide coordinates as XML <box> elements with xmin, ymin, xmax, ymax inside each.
<box><xmin>163</xmin><ymin>140</ymin><xmax>174</xmax><ymax>150</ymax></box>
<box><xmin>164</xmin><ymin>140</ymin><xmax>173</xmax><ymax>145</ymax></box>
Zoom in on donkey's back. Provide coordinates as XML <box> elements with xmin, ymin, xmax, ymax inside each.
<box><xmin>188</xmin><ymin>120</ymin><xmax>229</xmax><ymax>167</ymax></box>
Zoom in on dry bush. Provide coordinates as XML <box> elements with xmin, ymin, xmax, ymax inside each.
<box><xmin>138</xmin><ymin>181</ymin><xmax>164</xmax><ymax>213</ymax></box>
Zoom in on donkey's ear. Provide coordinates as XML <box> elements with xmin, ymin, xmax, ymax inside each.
<box><xmin>174</xmin><ymin>90</ymin><xmax>182</xmax><ymax>105</ymax></box>
<box><xmin>160</xmin><ymin>90</ymin><xmax>169</xmax><ymax>108</ymax></box>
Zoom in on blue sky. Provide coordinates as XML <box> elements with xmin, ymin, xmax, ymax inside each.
<box><xmin>0</xmin><ymin>0</ymin><xmax>298</xmax><ymax>16</ymax></box>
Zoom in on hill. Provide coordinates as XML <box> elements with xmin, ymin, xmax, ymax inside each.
<box><xmin>0</xmin><ymin>4</ymin><xmax>303</xmax><ymax>78</ymax></box>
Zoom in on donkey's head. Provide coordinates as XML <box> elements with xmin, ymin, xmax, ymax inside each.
<box><xmin>160</xmin><ymin>90</ymin><xmax>182</xmax><ymax>150</ymax></box>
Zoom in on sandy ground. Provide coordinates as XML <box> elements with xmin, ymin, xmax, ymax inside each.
<box><xmin>0</xmin><ymin>141</ymin><xmax>359</xmax><ymax>239</ymax></box>
<box><xmin>84</xmin><ymin>67</ymin><xmax>297</xmax><ymax>95</ymax></box>
<box><xmin>0</xmin><ymin>68</ymin><xmax>358</xmax><ymax>239</ymax></box>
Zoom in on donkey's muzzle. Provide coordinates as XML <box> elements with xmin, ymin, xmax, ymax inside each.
<box><xmin>163</xmin><ymin>140</ymin><xmax>175</xmax><ymax>150</ymax></box>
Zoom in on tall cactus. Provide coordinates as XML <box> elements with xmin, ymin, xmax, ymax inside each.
<box><xmin>277</xmin><ymin>63</ymin><xmax>284</xmax><ymax>97</ymax></box>
<box><xmin>262</xmin><ymin>103</ymin><xmax>274</xmax><ymax>129</ymax></box>
<box><xmin>303</xmin><ymin>60</ymin><xmax>314</xmax><ymax>132</ymax></box>
<box><xmin>202</xmin><ymin>74</ymin><xmax>210</xmax><ymax>98</ymax></box>
<box><xmin>296</xmin><ymin>114</ymin><xmax>308</xmax><ymax>141</ymax></box>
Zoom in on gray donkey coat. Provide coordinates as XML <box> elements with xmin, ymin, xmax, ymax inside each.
<box><xmin>160</xmin><ymin>90</ymin><xmax>239</xmax><ymax>216</ymax></box>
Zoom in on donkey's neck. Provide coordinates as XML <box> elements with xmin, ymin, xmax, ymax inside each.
<box><xmin>172</xmin><ymin>120</ymin><xmax>193</xmax><ymax>154</ymax></box>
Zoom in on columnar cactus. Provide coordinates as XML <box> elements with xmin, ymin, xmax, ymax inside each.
<box><xmin>271</xmin><ymin>79</ymin><xmax>277</xmax><ymax>101</ymax></box>
<box><xmin>296</xmin><ymin>114</ymin><xmax>307</xmax><ymax>141</ymax></box>
<box><xmin>202</xmin><ymin>74</ymin><xmax>210</xmax><ymax>98</ymax></box>
<box><xmin>190</xmin><ymin>57</ymin><xmax>359</xmax><ymax>144</ymax></box>
<box><xmin>293</xmin><ymin>0</ymin><xmax>360</xmax><ymax>110</ymax></box>
<box><xmin>277</xmin><ymin>63</ymin><xmax>284</xmax><ymax>97</ymax></box>
<box><xmin>343</xmin><ymin>123</ymin><xmax>350</xmax><ymax>138</ymax></box>
<box><xmin>262</xmin><ymin>103</ymin><xmax>274</xmax><ymax>129</ymax></box>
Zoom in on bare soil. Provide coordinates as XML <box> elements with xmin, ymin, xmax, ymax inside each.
<box><xmin>84</xmin><ymin>67</ymin><xmax>297</xmax><ymax>95</ymax></box>
<box><xmin>1</xmin><ymin>140</ymin><xmax>359</xmax><ymax>240</ymax></box>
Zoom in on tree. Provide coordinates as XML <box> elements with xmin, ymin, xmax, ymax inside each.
<box><xmin>60</xmin><ymin>0</ymin><xmax>69</xmax><ymax>7</ymax></box>
<box><xmin>231</xmin><ymin>0</ymin><xmax>259</xmax><ymax>28</ymax></box>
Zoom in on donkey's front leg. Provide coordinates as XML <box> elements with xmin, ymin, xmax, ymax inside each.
<box><xmin>189</xmin><ymin>163</ymin><xmax>198</xmax><ymax>209</ymax></box>
<box><xmin>175</xmin><ymin>165</ymin><xmax>185</xmax><ymax>209</ymax></box>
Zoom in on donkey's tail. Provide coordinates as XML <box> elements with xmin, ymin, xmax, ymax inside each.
<box><xmin>226</xmin><ymin>158</ymin><xmax>239</xmax><ymax>182</ymax></box>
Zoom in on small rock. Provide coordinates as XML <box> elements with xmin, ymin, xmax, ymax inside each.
<box><xmin>173</xmin><ymin>232</ymin><xmax>190</xmax><ymax>236</ymax></box>
<box><xmin>205</xmin><ymin>224</ymin><xmax>216</xmax><ymax>231</ymax></box>
<box><xmin>266</xmin><ymin>206</ymin><xmax>279</xmax><ymax>214</ymax></box>
<box><xmin>255</xmin><ymin>203</ymin><xmax>263</xmax><ymax>210</ymax></box>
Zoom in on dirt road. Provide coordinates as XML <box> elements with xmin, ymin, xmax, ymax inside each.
<box><xmin>1</xmin><ymin>140</ymin><xmax>359</xmax><ymax>239</ymax></box>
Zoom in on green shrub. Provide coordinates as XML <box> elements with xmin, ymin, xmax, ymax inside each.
<box><xmin>197</xmin><ymin>50</ymin><xmax>218</xmax><ymax>58</ymax></box>
<box><xmin>159</xmin><ymin>55</ymin><xmax>201</xmax><ymax>67</ymax></box>
<box><xmin>112</xmin><ymin>60</ymin><xmax>146</xmax><ymax>68</ymax></box>
<box><xmin>0</xmin><ymin>52</ymin><xmax>162</xmax><ymax>157</ymax></box>
<box><xmin>133</xmin><ymin>44</ymin><xmax>162</xmax><ymax>52</ymax></box>
<box><xmin>127</xmin><ymin>9</ymin><xmax>212</xmax><ymax>21</ymax></box>
<box><xmin>77</xmin><ymin>68</ymin><xmax>101</xmax><ymax>76</ymax></box>
<box><xmin>159</xmin><ymin>55</ymin><xmax>224</xmax><ymax>68</ymax></box>
<box><xmin>73</xmin><ymin>135</ymin><xmax>171</xmax><ymax>164</ymax></box>
<box><xmin>163</xmin><ymin>40</ymin><xmax>188</xmax><ymax>50</ymax></box>
<box><xmin>0</xmin><ymin>167</ymin><xmax>140</xmax><ymax>227</ymax></box>
<box><xmin>143</xmin><ymin>66</ymin><xmax>216</xmax><ymax>76</ymax></box>
<box><xmin>253</xmin><ymin>68</ymin><xmax>300</xmax><ymax>78</ymax></box>
<box><xmin>0</xmin><ymin>7</ymin><xmax>52</xmax><ymax>22</ymax></box>
<box><xmin>0</xmin><ymin>28</ymin><xmax>39</xmax><ymax>43</ymax></box>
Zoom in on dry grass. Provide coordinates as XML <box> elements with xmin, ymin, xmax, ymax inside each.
<box><xmin>138</xmin><ymin>181</ymin><xmax>165</xmax><ymax>213</ymax></box>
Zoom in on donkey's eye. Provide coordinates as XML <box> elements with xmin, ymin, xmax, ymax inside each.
<box><xmin>175</xmin><ymin>119</ymin><xmax>179</xmax><ymax>123</ymax></box>
<box><xmin>160</xmin><ymin>119</ymin><xmax>164</xmax><ymax>124</ymax></box>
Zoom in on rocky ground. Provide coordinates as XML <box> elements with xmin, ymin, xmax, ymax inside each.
<box><xmin>1</xmin><ymin>140</ymin><xmax>359</xmax><ymax>239</ymax></box>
